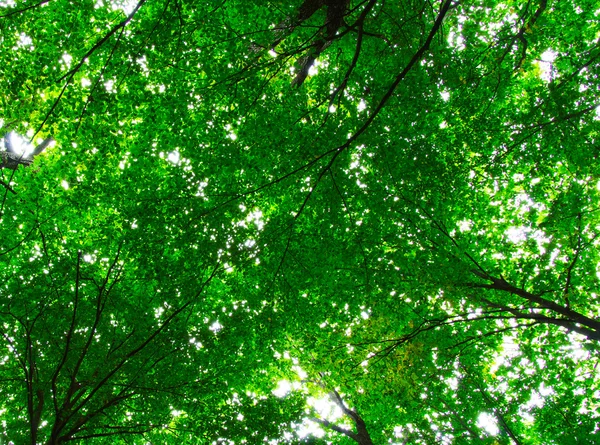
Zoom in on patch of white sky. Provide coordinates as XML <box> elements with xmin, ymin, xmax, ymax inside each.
<box><xmin>501</xmin><ymin>188</ymin><xmax>549</xmax><ymax>249</ymax></box>
<box><xmin>486</xmin><ymin>329</ymin><xmax>596</xmax><ymax>424</ymax></box>
<box><xmin>448</xmin><ymin>5</ymin><xmax>519</xmax><ymax>51</ymax></box>
<box><xmin>104</xmin><ymin>78</ymin><xmax>118</xmax><ymax>93</ymax></box>
<box><xmin>422</xmin><ymin>412</ymin><xmax>458</xmax><ymax>445</ymax></box>
<box><xmin>215</xmin><ymin>205</ymin><xmax>266</xmax><ymax>268</ymax></box>
<box><xmin>345</xmin><ymin>144</ymin><xmax>372</xmax><ymax>192</ymax></box>
<box><xmin>157</xmin><ymin>143</ymin><xmax>264</xmax><ymax>264</ymax></box>
<box><xmin>13</xmin><ymin>32</ymin><xmax>34</xmax><ymax>51</ymax></box>
<box><xmin>430</xmin><ymin>326</ymin><xmax>551</xmax><ymax>437</ymax></box>
<box><xmin>460</xmin><ymin>172</ymin><xmax>550</xmax><ymax>257</ymax></box>
<box><xmin>444</xmin><ymin>170</ymin><xmax>598</xmax><ymax>428</ymax></box>
<box><xmin>536</xmin><ymin>49</ymin><xmax>557</xmax><ymax>82</ymax></box>
<box><xmin>146</xmin><ymin>83</ymin><xmax>166</xmax><ymax>94</ymax></box>
<box><xmin>95</xmin><ymin>0</ymin><xmax>138</xmax><ymax>14</ymax></box>
<box><xmin>307</xmin><ymin>59</ymin><xmax>326</xmax><ymax>78</ymax></box>
<box><xmin>195</xmin><ymin>179</ymin><xmax>210</xmax><ymax>199</ymax></box>
<box><xmin>273</xmin><ymin>341</ymin><xmax>366</xmax><ymax>439</ymax></box>
<box><xmin>166</xmin><ymin>150</ymin><xmax>180</xmax><ymax>165</ymax></box>
<box><xmin>209</xmin><ymin>320</ymin><xmax>223</xmax><ymax>333</ymax></box>
<box><xmin>1</xmin><ymin>131</ymin><xmax>56</xmax><ymax>158</ymax></box>
<box><xmin>159</xmin><ymin>149</ymin><xmax>194</xmax><ymax>171</ymax></box>
<box><xmin>445</xmin><ymin>5</ymin><xmax>563</xmax><ymax>87</ymax></box>
<box><xmin>477</xmin><ymin>413</ymin><xmax>500</xmax><ymax>436</ymax></box>
<box><xmin>237</xmin><ymin>203</ymin><xmax>265</xmax><ymax>231</ymax></box>
<box><xmin>2</xmin><ymin>132</ymin><xmax>29</xmax><ymax>157</ymax></box>
<box><xmin>60</xmin><ymin>52</ymin><xmax>73</xmax><ymax>70</ymax></box>
<box><xmin>225</xmin><ymin>123</ymin><xmax>237</xmax><ymax>141</ymax></box>
<box><xmin>274</xmin><ymin>379</ymin><xmax>346</xmax><ymax>440</ymax></box>
<box><xmin>136</xmin><ymin>55</ymin><xmax>149</xmax><ymax>75</ymax></box>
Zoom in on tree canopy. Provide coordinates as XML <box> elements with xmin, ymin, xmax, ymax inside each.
<box><xmin>1</xmin><ymin>0</ymin><xmax>599</xmax><ymax>443</ymax></box>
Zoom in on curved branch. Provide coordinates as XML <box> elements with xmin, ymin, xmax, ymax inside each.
<box><xmin>470</xmin><ymin>271</ymin><xmax>600</xmax><ymax>336</ymax></box>
<box><xmin>0</xmin><ymin>0</ymin><xmax>50</xmax><ymax>18</ymax></box>
<box><xmin>310</xmin><ymin>417</ymin><xmax>359</xmax><ymax>441</ymax></box>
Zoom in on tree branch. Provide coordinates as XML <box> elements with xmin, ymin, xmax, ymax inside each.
<box><xmin>310</xmin><ymin>417</ymin><xmax>359</xmax><ymax>441</ymax></box>
<box><xmin>469</xmin><ymin>271</ymin><xmax>600</xmax><ymax>335</ymax></box>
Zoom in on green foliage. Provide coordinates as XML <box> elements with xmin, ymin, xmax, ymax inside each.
<box><xmin>0</xmin><ymin>0</ymin><xmax>599</xmax><ymax>443</ymax></box>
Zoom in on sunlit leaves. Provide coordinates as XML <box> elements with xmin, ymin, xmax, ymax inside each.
<box><xmin>0</xmin><ymin>0</ymin><xmax>599</xmax><ymax>443</ymax></box>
